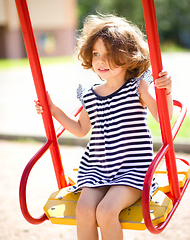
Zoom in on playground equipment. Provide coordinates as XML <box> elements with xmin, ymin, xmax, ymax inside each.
<box><xmin>15</xmin><ymin>0</ymin><xmax>190</xmax><ymax>234</ymax></box>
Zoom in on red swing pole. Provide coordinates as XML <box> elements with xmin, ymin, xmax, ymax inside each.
<box><xmin>15</xmin><ymin>0</ymin><xmax>67</xmax><ymax>189</ymax></box>
<box><xmin>142</xmin><ymin>0</ymin><xmax>180</xmax><ymax>201</ymax></box>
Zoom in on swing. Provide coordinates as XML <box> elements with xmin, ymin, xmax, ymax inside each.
<box><xmin>15</xmin><ymin>0</ymin><xmax>190</xmax><ymax>234</ymax></box>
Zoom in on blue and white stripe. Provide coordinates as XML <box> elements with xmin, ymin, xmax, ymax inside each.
<box><xmin>75</xmin><ymin>73</ymin><xmax>154</xmax><ymax>192</ymax></box>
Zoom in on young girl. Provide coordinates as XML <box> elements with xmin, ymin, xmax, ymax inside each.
<box><xmin>35</xmin><ymin>14</ymin><xmax>172</xmax><ymax>240</ymax></box>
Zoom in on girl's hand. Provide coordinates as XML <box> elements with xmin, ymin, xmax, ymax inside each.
<box><xmin>34</xmin><ymin>100</ymin><xmax>43</xmax><ymax>114</ymax></box>
<box><xmin>34</xmin><ymin>92</ymin><xmax>55</xmax><ymax>115</ymax></box>
<box><xmin>154</xmin><ymin>71</ymin><xmax>172</xmax><ymax>95</ymax></box>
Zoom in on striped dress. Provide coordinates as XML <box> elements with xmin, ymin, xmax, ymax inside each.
<box><xmin>75</xmin><ymin>70</ymin><xmax>154</xmax><ymax>192</ymax></box>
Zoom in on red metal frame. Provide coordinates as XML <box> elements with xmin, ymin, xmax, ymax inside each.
<box><xmin>19</xmin><ymin>140</ymin><xmax>53</xmax><ymax>224</ymax></box>
<box><xmin>19</xmin><ymin>106</ymin><xmax>82</xmax><ymax>224</ymax></box>
<box><xmin>15</xmin><ymin>0</ymin><xmax>67</xmax><ymax>190</ymax></box>
<box><xmin>142</xmin><ymin>0</ymin><xmax>189</xmax><ymax>234</ymax></box>
<box><xmin>142</xmin><ymin>0</ymin><xmax>180</xmax><ymax>201</ymax></box>
<box><xmin>15</xmin><ymin>0</ymin><xmax>189</xmax><ymax>232</ymax></box>
<box><xmin>15</xmin><ymin>0</ymin><xmax>83</xmax><ymax>224</ymax></box>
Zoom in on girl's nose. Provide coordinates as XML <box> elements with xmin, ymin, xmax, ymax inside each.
<box><xmin>99</xmin><ymin>55</ymin><xmax>107</xmax><ymax>63</ymax></box>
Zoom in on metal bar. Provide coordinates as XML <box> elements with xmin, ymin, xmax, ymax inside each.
<box><xmin>142</xmin><ymin>98</ymin><xmax>187</xmax><ymax>233</ymax></box>
<box><xmin>172</xmin><ymin>100</ymin><xmax>187</xmax><ymax>140</ymax></box>
<box><xmin>56</xmin><ymin>106</ymin><xmax>83</xmax><ymax>139</ymax></box>
<box><xmin>142</xmin><ymin>0</ymin><xmax>180</xmax><ymax>200</ymax></box>
<box><xmin>142</xmin><ymin>143</ymin><xmax>169</xmax><ymax>234</ymax></box>
<box><xmin>143</xmin><ymin>171</ymin><xmax>190</xmax><ymax>234</ymax></box>
<box><xmin>15</xmin><ymin>0</ymin><xmax>67</xmax><ymax>189</ymax></box>
<box><xmin>19</xmin><ymin>140</ymin><xmax>53</xmax><ymax>224</ymax></box>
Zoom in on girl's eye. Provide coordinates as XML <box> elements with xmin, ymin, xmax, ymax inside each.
<box><xmin>93</xmin><ymin>52</ymin><xmax>99</xmax><ymax>57</ymax></box>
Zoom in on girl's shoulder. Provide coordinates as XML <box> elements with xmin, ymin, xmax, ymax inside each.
<box><xmin>76</xmin><ymin>84</ymin><xmax>88</xmax><ymax>109</ymax></box>
<box><xmin>77</xmin><ymin>83</ymin><xmax>100</xmax><ymax>99</ymax></box>
<box><xmin>136</xmin><ymin>68</ymin><xmax>153</xmax><ymax>85</ymax></box>
<box><xmin>77</xmin><ymin>84</ymin><xmax>86</xmax><ymax>100</ymax></box>
<box><xmin>76</xmin><ymin>83</ymin><xmax>96</xmax><ymax>110</ymax></box>
<box><xmin>134</xmin><ymin>68</ymin><xmax>153</xmax><ymax>97</ymax></box>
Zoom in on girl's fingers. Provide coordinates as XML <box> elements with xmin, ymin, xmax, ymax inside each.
<box><xmin>34</xmin><ymin>100</ymin><xmax>43</xmax><ymax>114</ymax></box>
<box><xmin>158</xmin><ymin>70</ymin><xmax>168</xmax><ymax>77</ymax></box>
<box><xmin>156</xmin><ymin>76</ymin><xmax>171</xmax><ymax>86</ymax></box>
<box><xmin>155</xmin><ymin>71</ymin><xmax>171</xmax><ymax>83</ymax></box>
<box><xmin>36</xmin><ymin>107</ymin><xmax>43</xmax><ymax>114</ymax></box>
<box><xmin>154</xmin><ymin>71</ymin><xmax>172</xmax><ymax>92</ymax></box>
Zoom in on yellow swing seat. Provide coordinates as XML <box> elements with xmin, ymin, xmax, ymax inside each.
<box><xmin>43</xmin><ymin>187</ymin><xmax>172</xmax><ymax>230</ymax></box>
<box><xmin>43</xmin><ymin>158</ymin><xmax>190</xmax><ymax>230</ymax></box>
<box><xmin>155</xmin><ymin>158</ymin><xmax>190</xmax><ymax>193</ymax></box>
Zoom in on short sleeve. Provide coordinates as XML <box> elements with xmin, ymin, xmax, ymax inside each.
<box><xmin>76</xmin><ymin>84</ymin><xmax>86</xmax><ymax>110</ymax></box>
<box><xmin>136</xmin><ymin>68</ymin><xmax>153</xmax><ymax>97</ymax></box>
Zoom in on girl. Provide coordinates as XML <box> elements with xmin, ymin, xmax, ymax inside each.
<box><xmin>35</xmin><ymin>14</ymin><xmax>172</xmax><ymax>240</ymax></box>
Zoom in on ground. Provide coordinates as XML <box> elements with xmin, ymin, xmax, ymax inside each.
<box><xmin>0</xmin><ymin>140</ymin><xmax>190</xmax><ymax>240</ymax></box>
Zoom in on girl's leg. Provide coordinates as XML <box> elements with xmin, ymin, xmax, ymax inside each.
<box><xmin>96</xmin><ymin>185</ymin><xmax>142</xmax><ymax>240</ymax></box>
<box><xmin>76</xmin><ymin>187</ymin><xmax>109</xmax><ymax>240</ymax></box>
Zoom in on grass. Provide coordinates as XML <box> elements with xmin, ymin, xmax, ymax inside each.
<box><xmin>0</xmin><ymin>56</ymin><xmax>76</xmax><ymax>70</ymax></box>
<box><xmin>160</xmin><ymin>42</ymin><xmax>190</xmax><ymax>52</ymax></box>
<box><xmin>147</xmin><ymin>113</ymin><xmax>190</xmax><ymax>140</ymax></box>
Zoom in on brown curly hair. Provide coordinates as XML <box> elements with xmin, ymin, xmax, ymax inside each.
<box><xmin>77</xmin><ymin>14</ymin><xmax>150</xmax><ymax>81</ymax></box>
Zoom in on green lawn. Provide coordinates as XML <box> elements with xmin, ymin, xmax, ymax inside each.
<box><xmin>147</xmin><ymin>113</ymin><xmax>190</xmax><ymax>140</ymax></box>
<box><xmin>160</xmin><ymin>41</ymin><xmax>190</xmax><ymax>52</ymax></box>
<box><xmin>0</xmin><ymin>56</ymin><xmax>75</xmax><ymax>70</ymax></box>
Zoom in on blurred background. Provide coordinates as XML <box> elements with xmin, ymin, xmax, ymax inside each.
<box><xmin>0</xmin><ymin>0</ymin><xmax>190</xmax><ymax>143</ymax></box>
<box><xmin>0</xmin><ymin>0</ymin><xmax>190</xmax><ymax>59</ymax></box>
<box><xmin>0</xmin><ymin>1</ymin><xmax>190</xmax><ymax>240</ymax></box>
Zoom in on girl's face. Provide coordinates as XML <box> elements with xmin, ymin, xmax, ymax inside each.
<box><xmin>92</xmin><ymin>38</ymin><xmax>126</xmax><ymax>82</ymax></box>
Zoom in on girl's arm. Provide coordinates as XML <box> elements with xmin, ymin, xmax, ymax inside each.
<box><xmin>139</xmin><ymin>71</ymin><xmax>173</xmax><ymax>122</ymax></box>
<box><xmin>52</xmin><ymin>106</ymin><xmax>91</xmax><ymax>138</ymax></box>
<box><xmin>35</xmin><ymin>95</ymin><xmax>91</xmax><ymax>138</ymax></box>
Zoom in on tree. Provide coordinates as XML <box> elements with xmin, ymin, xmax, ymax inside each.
<box><xmin>155</xmin><ymin>0</ymin><xmax>190</xmax><ymax>47</ymax></box>
<box><xmin>78</xmin><ymin>0</ymin><xmax>144</xmax><ymax>29</ymax></box>
<box><xmin>78</xmin><ymin>0</ymin><xmax>190</xmax><ymax>48</ymax></box>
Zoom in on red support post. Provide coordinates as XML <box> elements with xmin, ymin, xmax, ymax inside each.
<box><xmin>142</xmin><ymin>0</ymin><xmax>180</xmax><ymax>201</ymax></box>
<box><xmin>15</xmin><ymin>0</ymin><xmax>67</xmax><ymax>189</ymax></box>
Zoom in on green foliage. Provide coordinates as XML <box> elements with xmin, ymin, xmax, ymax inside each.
<box><xmin>78</xmin><ymin>0</ymin><xmax>145</xmax><ymax>29</ymax></box>
<box><xmin>155</xmin><ymin>0</ymin><xmax>190</xmax><ymax>47</ymax></box>
<box><xmin>78</xmin><ymin>0</ymin><xmax>190</xmax><ymax>48</ymax></box>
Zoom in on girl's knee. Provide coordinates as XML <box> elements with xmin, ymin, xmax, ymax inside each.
<box><xmin>96</xmin><ymin>202</ymin><xmax>117</xmax><ymax>227</ymax></box>
<box><xmin>76</xmin><ymin>200</ymin><xmax>96</xmax><ymax>222</ymax></box>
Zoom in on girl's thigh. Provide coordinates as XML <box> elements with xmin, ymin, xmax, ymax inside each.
<box><xmin>98</xmin><ymin>185</ymin><xmax>142</xmax><ymax>213</ymax></box>
<box><xmin>77</xmin><ymin>186</ymin><xmax>109</xmax><ymax>212</ymax></box>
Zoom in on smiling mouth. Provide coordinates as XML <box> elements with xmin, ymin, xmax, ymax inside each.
<box><xmin>98</xmin><ymin>68</ymin><xmax>109</xmax><ymax>72</ymax></box>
